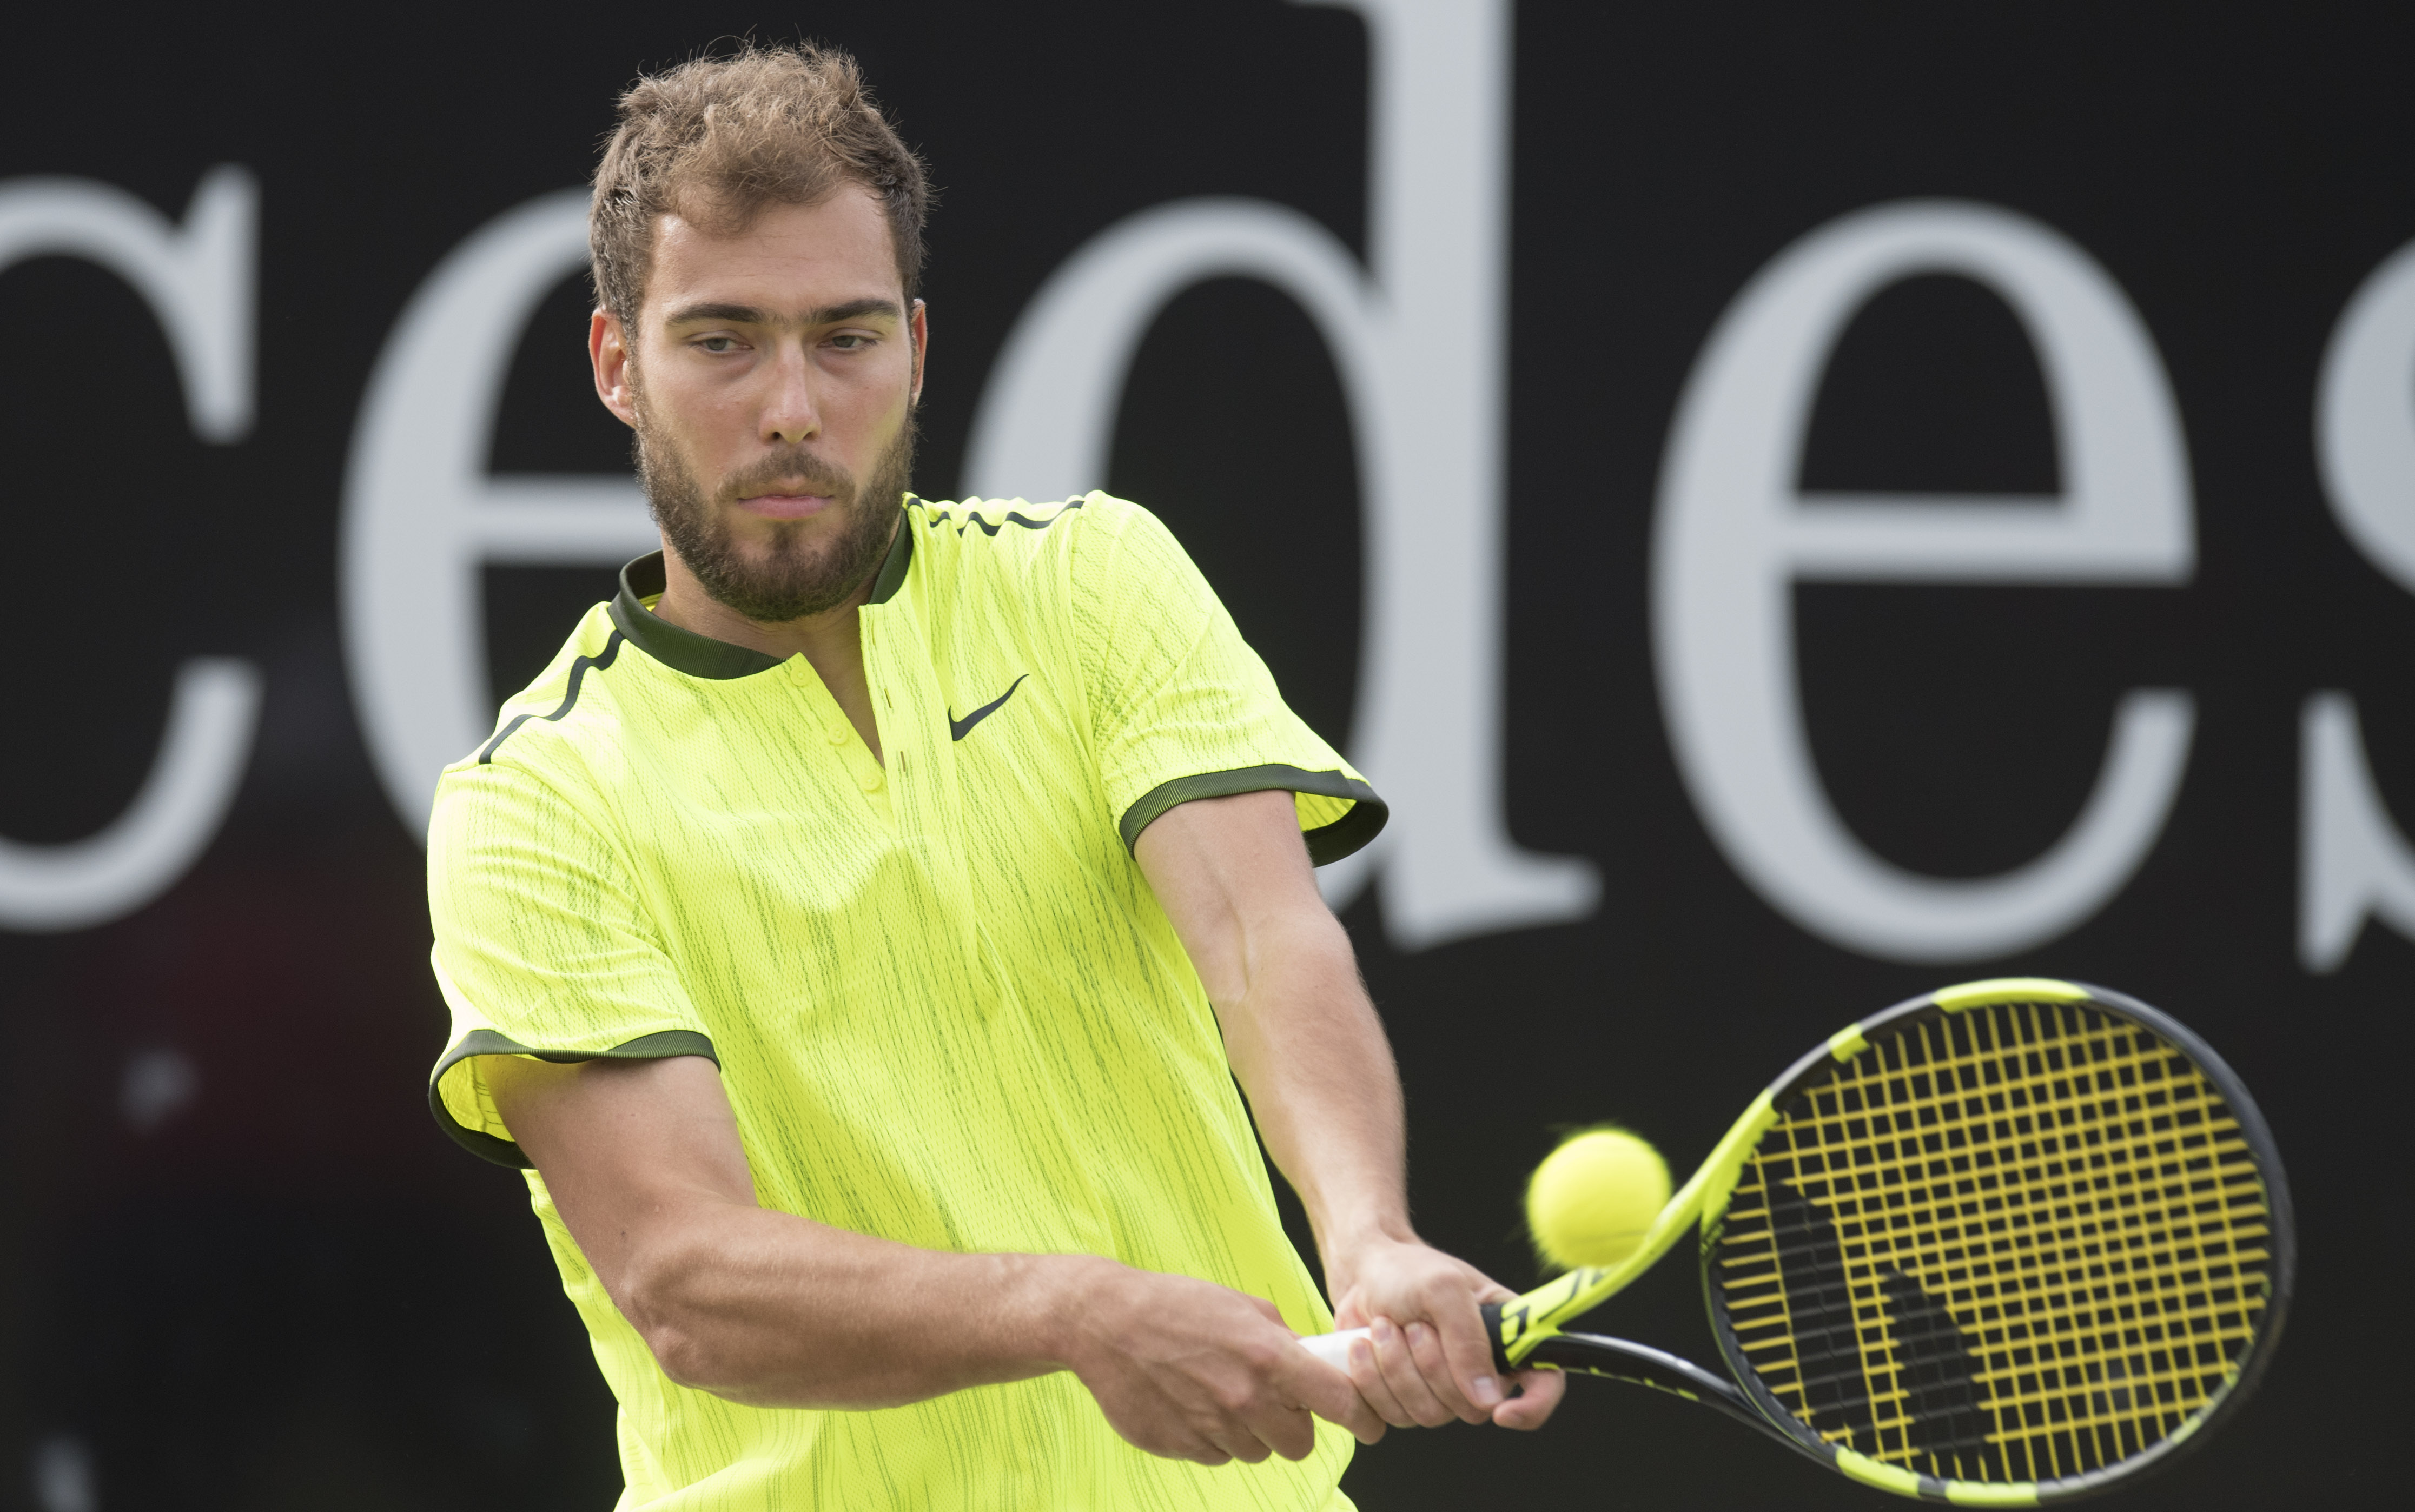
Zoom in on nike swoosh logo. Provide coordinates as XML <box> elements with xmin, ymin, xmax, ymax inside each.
<box><xmin>948</xmin><ymin>674</ymin><xmax>1029</xmax><ymax>741</ymax></box>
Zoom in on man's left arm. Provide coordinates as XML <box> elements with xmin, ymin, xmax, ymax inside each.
<box><xmin>1134</xmin><ymin>788</ymin><xmax>1566</xmax><ymax>1433</ymax></box>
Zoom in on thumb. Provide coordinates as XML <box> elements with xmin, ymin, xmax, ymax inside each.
<box><xmin>1282</xmin><ymin>1348</ymin><xmax>1387</xmax><ymax>1445</ymax></box>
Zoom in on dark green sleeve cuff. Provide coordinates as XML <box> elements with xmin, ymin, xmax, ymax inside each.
<box><xmin>428</xmin><ymin>1028</ymin><xmax>720</xmax><ymax>1169</ymax></box>
<box><xmin>1118</xmin><ymin>764</ymin><xmax>1388</xmax><ymax>866</ymax></box>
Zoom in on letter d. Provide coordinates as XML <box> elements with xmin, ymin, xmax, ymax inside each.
<box><xmin>964</xmin><ymin>0</ymin><xmax>1598</xmax><ymax>951</ymax></box>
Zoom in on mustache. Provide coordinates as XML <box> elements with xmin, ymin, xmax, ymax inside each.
<box><xmin>719</xmin><ymin>448</ymin><xmax>855</xmax><ymax>503</ymax></box>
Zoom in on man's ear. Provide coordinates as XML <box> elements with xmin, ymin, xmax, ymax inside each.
<box><xmin>908</xmin><ymin>298</ymin><xmax>929</xmax><ymax>409</ymax></box>
<box><xmin>591</xmin><ymin>307</ymin><xmax>639</xmax><ymax>428</ymax></box>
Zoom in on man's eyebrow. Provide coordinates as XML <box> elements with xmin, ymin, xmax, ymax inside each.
<box><xmin>663</xmin><ymin>301</ymin><xmax>771</xmax><ymax>326</ymax></box>
<box><xmin>663</xmin><ymin>297</ymin><xmax>903</xmax><ymax>327</ymax></box>
<box><xmin>804</xmin><ymin>297</ymin><xmax>903</xmax><ymax>325</ymax></box>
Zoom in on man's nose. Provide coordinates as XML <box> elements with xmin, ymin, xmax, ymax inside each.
<box><xmin>760</xmin><ymin>344</ymin><xmax>821</xmax><ymax>445</ymax></box>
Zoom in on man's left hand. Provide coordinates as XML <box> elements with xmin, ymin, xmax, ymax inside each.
<box><xmin>1326</xmin><ymin>1235</ymin><xmax>1567</xmax><ymax>1431</ymax></box>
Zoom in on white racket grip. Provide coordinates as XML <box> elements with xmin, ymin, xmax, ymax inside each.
<box><xmin>1297</xmin><ymin>1326</ymin><xmax>1368</xmax><ymax>1371</ymax></box>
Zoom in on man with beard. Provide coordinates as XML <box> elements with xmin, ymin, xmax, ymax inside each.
<box><xmin>424</xmin><ymin>43</ymin><xmax>1561</xmax><ymax>1511</ymax></box>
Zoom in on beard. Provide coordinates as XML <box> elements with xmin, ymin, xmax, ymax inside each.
<box><xmin>633</xmin><ymin>396</ymin><xmax>916</xmax><ymax>624</ymax></box>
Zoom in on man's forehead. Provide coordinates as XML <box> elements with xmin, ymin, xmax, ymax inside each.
<box><xmin>647</xmin><ymin>189</ymin><xmax>902</xmax><ymax>316</ymax></box>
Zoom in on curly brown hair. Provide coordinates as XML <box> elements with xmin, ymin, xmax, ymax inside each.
<box><xmin>590</xmin><ymin>43</ymin><xmax>932</xmax><ymax>326</ymax></box>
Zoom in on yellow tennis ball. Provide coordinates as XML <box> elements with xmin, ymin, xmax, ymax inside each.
<box><xmin>1524</xmin><ymin>1127</ymin><xmax>1673</xmax><ymax>1273</ymax></box>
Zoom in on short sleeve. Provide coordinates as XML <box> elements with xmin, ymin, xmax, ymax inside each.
<box><xmin>1069</xmin><ymin>496</ymin><xmax>1386</xmax><ymax>864</ymax></box>
<box><xmin>425</xmin><ymin>760</ymin><xmax>716</xmax><ymax>1168</ymax></box>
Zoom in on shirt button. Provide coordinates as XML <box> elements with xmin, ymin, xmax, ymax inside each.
<box><xmin>825</xmin><ymin>725</ymin><xmax>848</xmax><ymax>745</ymax></box>
<box><xmin>861</xmin><ymin>771</ymin><xmax>884</xmax><ymax>793</ymax></box>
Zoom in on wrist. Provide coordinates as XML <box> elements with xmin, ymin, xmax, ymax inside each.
<box><xmin>1015</xmin><ymin>1252</ymin><xmax>1122</xmax><ymax>1376</ymax></box>
<box><xmin>1315</xmin><ymin>1219</ymin><xmax>1419</xmax><ymax>1299</ymax></box>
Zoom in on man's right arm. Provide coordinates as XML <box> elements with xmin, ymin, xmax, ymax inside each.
<box><xmin>486</xmin><ymin>1052</ymin><xmax>1384</xmax><ymax>1465</ymax></box>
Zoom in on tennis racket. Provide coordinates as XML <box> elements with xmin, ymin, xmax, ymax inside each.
<box><xmin>1301</xmin><ymin>978</ymin><xmax>2292</xmax><ymax>1503</ymax></box>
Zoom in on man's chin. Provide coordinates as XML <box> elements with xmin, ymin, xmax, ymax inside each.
<box><xmin>684</xmin><ymin>510</ymin><xmax>896</xmax><ymax>623</ymax></box>
<box><xmin>704</xmin><ymin>560</ymin><xmax>851</xmax><ymax>623</ymax></box>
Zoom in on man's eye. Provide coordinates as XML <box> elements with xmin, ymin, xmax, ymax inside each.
<box><xmin>698</xmin><ymin>336</ymin><xmax>738</xmax><ymax>353</ymax></box>
<box><xmin>829</xmin><ymin>333</ymin><xmax>871</xmax><ymax>350</ymax></box>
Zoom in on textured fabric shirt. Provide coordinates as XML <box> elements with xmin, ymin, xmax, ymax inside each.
<box><xmin>426</xmin><ymin>493</ymin><xmax>1383</xmax><ymax>1510</ymax></box>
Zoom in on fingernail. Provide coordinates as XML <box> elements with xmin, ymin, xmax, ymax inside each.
<box><xmin>1371</xmin><ymin>1317</ymin><xmax>1394</xmax><ymax>1343</ymax></box>
<box><xmin>1406</xmin><ymin>1322</ymin><xmax>1428</xmax><ymax>1345</ymax></box>
<box><xmin>1470</xmin><ymin>1375</ymin><xmax>1503</xmax><ymax>1408</ymax></box>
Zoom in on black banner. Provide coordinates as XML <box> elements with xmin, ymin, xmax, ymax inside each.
<box><xmin>3</xmin><ymin>3</ymin><xmax>2401</xmax><ymax>1507</ymax></box>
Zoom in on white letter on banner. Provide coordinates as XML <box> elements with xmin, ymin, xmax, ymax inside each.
<box><xmin>1653</xmin><ymin>200</ymin><xmax>2196</xmax><ymax>963</ymax></box>
<box><xmin>2300</xmin><ymin>694</ymin><xmax>2415</xmax><ymax>973</ymax></box>
<box><xmin>343</xmin><ymin>190</ymin><xmax>658</xmax><ymax>834</ymax></box>
<box><xmin>963</xmin><ymin>0</ymin><xmax>1599</xmax><ymax>950</ymax></box>
<box><xmin>0</xmin><ymin>168</ymin><xmax>263</xmax><ymax>932</ymax></box>
<box><xmin>2304</xmin><ymin>237</ymin><xmax>2415</xmax><ymax>970</ymax></box>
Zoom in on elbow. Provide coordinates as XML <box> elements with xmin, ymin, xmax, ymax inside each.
<box><xmin>616</xmin><ymin>1241</ymin><xmax>897</xmax><ymax>1409</ymax></box>
<box><xmin>616</xmin><ymin>1241</ymin><xmax>739</xmax><ymax>1394</ymax></box>
<box><xmin>644</xmin><ymin>1326</ymin><xmax>781</xmax><ymax>1405</ymax></box>
<box><xmin>641</xmin><ymin>1319</ymin><xmax>896</xmax><ymax>1411</ymax></box>
<box><xmin>638</xmin><ymin>1316</ymin><xmax>719</xmax><ymax>1394</ymax></box>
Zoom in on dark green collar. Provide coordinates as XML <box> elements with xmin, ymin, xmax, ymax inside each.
<box><xmin>869</xmin><ymin>499</ymin><xmax>917</xmax><ymax>602</ymax></box>
<box><xmin>609</xmin><ymin>505</ymin><xmax>915</xmax><ymax>680</ymax></box>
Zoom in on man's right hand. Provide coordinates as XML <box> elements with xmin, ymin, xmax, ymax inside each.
<box><xmin>1050</xmin><ymin>1257</ymin><xmax>1386</xmax><ymax>1465</ymax></box>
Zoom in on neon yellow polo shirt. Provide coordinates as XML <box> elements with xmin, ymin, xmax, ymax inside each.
<box><xmin>427</xmin><ymin>493</ymin><xmax>1382</xmax><ymax>1511</ymax></box>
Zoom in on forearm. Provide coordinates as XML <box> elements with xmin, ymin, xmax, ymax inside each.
<box><xmin>1216</xmin><ymin>908</ymin><xmax>1416</xmax><ymax>1282</ymax></box>
<box><xmin>490</xmin><ymin>1053</ymin><xmax>1103</xmax><ymax>1411</ymax></box>
<box><xmin>1130</xmin><ymin>791</ymin><xmax>1417</xmax><ymax>1285</ymax></box>
<box><xmin>615</xmin><ymin>1201</ymin><xmax>1094</xmax><ymax>1408</ymax></box>
<box><xmin>620</xmin><ymin>1203</ymin><xmax>1380</xmax><ymax>1457</ymax></box>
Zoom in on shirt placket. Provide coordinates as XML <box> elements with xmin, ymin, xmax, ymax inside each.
<box><xmin>860</xmin><ymin>601</ymin><xmax>983</xmax><ymax>980</ymax></box>
<box><xmin>784</xmin><ymin>654</ymin><xmax>889</xmax><ymax>821</ymax></box>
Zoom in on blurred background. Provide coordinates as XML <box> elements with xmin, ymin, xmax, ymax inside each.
<box><xmin>1</xmin><ymin>2</ymin><xmax>2405</xmax><ymax>1506</ymax></box>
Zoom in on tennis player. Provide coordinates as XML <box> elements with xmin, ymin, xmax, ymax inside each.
<box><xmin>425</xmin><ymin>43</ymin><xmax>1562</xmax><ymax>1509</ymax></box>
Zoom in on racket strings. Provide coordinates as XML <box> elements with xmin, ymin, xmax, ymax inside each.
<box><xmin>1713</xmin><ymin>998</ymin><xmax>2274</xmax><ymax>1489</ymax></box>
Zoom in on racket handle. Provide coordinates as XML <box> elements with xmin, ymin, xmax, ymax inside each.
<box><xmin>1296</xmin><ymin>1326</ymin><xmax>1367</xmax><ymax>1370</ymax></box>
<box><xmin>1298</xmin><ymin>1307</ymin><xmax>1513</xmax><ymax>1373</ymax></box>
